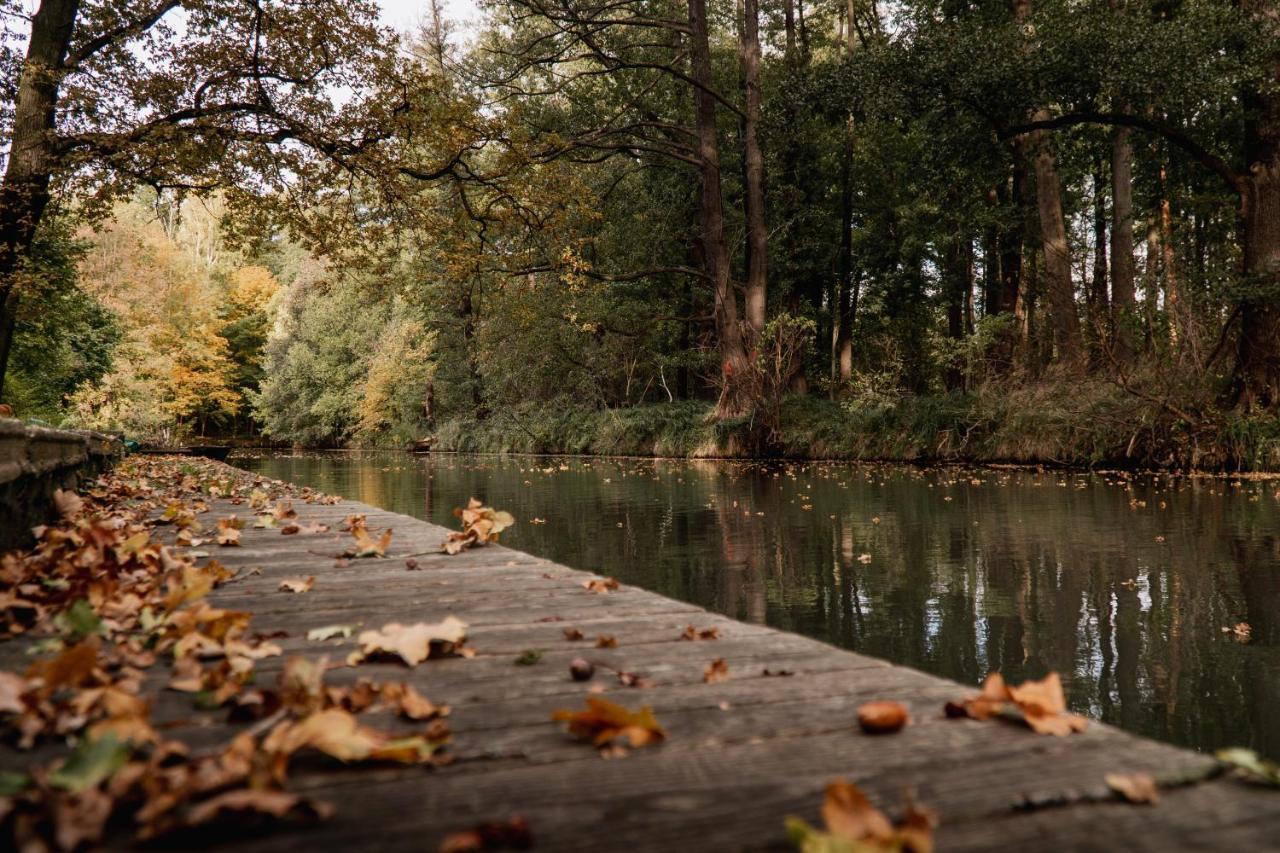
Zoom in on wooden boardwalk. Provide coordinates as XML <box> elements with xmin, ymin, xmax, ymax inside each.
<box><xmin>7</xmin><ymin>481</ymin><xmax>1280</xmax><ymax>850</ymax></box>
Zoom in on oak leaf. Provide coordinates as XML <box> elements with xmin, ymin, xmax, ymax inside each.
<box><xmin>353</xmin><ymin>618</ymin><xmax>469</xmax><ymax>666</ymax></box>
<box><xmin>279</xmin><ymin>577</ymin><xmax>315</xmax><ymax>594</ymax></box>
<box><xmin>1105</xmin><ymin>772</ymin><xmax>1160</xmax><ymax>804</ymax></box>
<box><xmin>551</xmin><ymin>696</ymin><xmax>666</xmax><ymax>748</ymax></box>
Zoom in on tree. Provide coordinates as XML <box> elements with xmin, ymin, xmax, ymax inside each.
<box><xmin>0</xmin><ymin>0</ymin><xmax>407</xmax><ymax>393</ymax></box>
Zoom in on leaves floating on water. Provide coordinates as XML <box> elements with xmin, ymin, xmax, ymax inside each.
<box><xmin>945</xmin><ymin>672</ymin><xmax>1087</xmax><ymax>736</ymax></box>
<box><xmin>552</xmin><ymin>697</ymin><xmax>665</xmax><ymax>750</ymax></box>
<box><xmin>442</xmin><ymin>499</ymin><xmax>515</xmax><ymax>554</ymax></box>
<box><xmin>786</xmin><ymin>780</ymin><xmax>936</xmax><ymax>853</ymax></box>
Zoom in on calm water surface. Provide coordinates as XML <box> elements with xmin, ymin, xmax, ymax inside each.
<box><xmin>235</xmin><ymin>451</ymin><xmax>1280</xmax><ymax>760</ymax></box>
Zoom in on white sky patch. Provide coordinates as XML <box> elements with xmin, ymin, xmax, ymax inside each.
<box><xmin>378</xmin><ymin>0</ymin><xmax>483</xmax><ymax>39</ymax></box>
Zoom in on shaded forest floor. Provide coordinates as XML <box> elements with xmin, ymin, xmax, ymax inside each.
<box><xmin>431</xmin><ymin>381</ymin><xmax>1280</xmax><ymax>473</ymax></box>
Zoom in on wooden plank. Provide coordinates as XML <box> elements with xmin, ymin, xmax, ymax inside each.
<box><xmin>3</xmin><ymin>476</ymin><xmax>1278</xmax><ymax>852</ymax></box>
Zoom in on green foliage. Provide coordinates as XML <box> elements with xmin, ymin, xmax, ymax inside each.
<box><xmin>4</xmin><ymin>223</ymin><xmax>119</xmax><ymax>421</ymax></box>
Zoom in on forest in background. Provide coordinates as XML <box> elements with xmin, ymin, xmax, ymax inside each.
<box><xmin>2</xmin><ymin>0</ymin><xmax>1280</xmax><ymax>468</ymax></box>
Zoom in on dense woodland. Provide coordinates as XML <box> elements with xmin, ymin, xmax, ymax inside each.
<box><xmin>2</xmin><ymin>0</ymin><xmax>1280</xmax><ymax>467</ymax></box>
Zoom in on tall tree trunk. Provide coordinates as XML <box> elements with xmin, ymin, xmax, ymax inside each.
<box><xmin>832</xmin><ymin>4</ymin><xmax>858</xmax><ymax>385</ymax></box>
<box><xmin>1028</xmin><ymin>120</ymin><xmax>1085</xmax><ymax>370</ymax></box>
<box><xmin>783</xmin><ymin>0</ymin><xmax>797</xmax><ymax>63</ymax></box>
<box><xmin>0</xmin><ymin>0</ymin><xmax>80</xmax><ymax>397</ymax></box>
<box><xmin>739</xmin><ymin>0</ymin><xmax>767</xmax><ymax>337</ymax></box>
<box><xmin>1089</xmin><ymin>159</ymin><xmax>1108</xmax><ymax>365</ymax></box>
<box><xmin>1143</xmin><ymin>216</ymin><xmax>1160</xmax><ymax>351</ymax></box>
<box><xmin>1236</xmin><ymin>0</ymin><xmax>1280</xmax><ymax>407</ymax></box>
<box><xmin>688</xmin><ymin>0</ymin><xmax>749</xmax><ymax>415</ymax></box>
<box><xmin>1110</xmin><ymin>126</ymin><xmax>1137</xmax><ymax>364</ymax></box>
<box><xmin>1159</xmin><ymin>161</ymin><xmax>1182</xmax><ymax>349</ymax></box>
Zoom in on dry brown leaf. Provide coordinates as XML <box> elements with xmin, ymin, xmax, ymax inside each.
<box><xmin>680</xmin><ymin>625</ymin><xmax>720</xmax><ymax>641</ymax></box>
<box><xmin>582</xmin><ymin>577</ymin><xmax>619</xmax><ymax>594</ymax></box>
<box><xmin>53</xmin><ymin>489</ymin><xmax>84</xmax><ymax>520</ymax></box>
<box><xmin>595</xmin><ymin>634</ymin><xmax>618</xmax><ymax>649</ymax></box>
<box><xmin>353</xmin><ymin>617</ymin><xmax>469</xmax><ymax>666</ymax></box>
<box><xmin>563</xmin><ymin>628</ymin><xmax>585</xmax><ymax>641</ymax></box>
<box><xmin>551</xmin><ymin>696</ymin><xmax>665</xmax><ymax>748</ymax></box>
<box><xmin>442</xmin><ymin>499</ymin><xmax>515</xmax><ymax>554</ymax></box>
<box><xmin>946</xmin><ymin>672</ymin><xmax>1087</xmax><ymax>736</ymax></box>
<box><xmin>1106</xmin><ymin>772</ymin><xmax>1160</xmax><ymax>804</ymax></box>
<box><xmin>216</xmin><ymin>517</ymin><xmax>243</xmax><ymax>547</ymax></box>
<box><xmin>279</xmin><ymin>577</ymin><xmax>315</xmax><ymax>594</ymax></box>
<box><xmin>703</xmin><ymin>658</ymin><xmax>729</xmax><ymax>684</ymax></box>
<box><xmin>787</xmin><ymin>781</ymin><xmax>937</xmax><ymax>853</ymax></box>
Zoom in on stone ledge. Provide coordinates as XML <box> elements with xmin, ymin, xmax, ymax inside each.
<box><xmin>0</xmin><ymin>419</ymin><xmax>122</xmax><ymax>550</ymax></box>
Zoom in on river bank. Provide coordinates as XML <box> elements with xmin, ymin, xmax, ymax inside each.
<box><xmin>430</xmin><ymin>384</ymin><xmax>1280</xmax><ymax>472</ymax></box>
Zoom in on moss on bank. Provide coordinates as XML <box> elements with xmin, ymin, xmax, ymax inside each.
<box><xmin>430</xmin><ymin>383</ymin><xmax>1280</xmax><ymax>471</ymax></box>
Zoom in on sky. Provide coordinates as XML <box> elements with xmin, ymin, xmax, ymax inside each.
<box><xmin>378</xmin><ymin>0</ymin><xmax>483</xmax><ymax>36</ymax></box>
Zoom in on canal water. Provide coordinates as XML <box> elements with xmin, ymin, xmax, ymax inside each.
<box><xmin>235</xmin><ymin>451</ymin><xmax>1280</xmax><ymax>760</ymax></box>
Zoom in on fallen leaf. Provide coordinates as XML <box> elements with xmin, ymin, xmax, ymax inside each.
<box><xmin>552</xmin><ymin>697</ymin><xmax>665</xmax><ymax>748</ymax></box>
<box><xmin>786</xmin><ymin>781</ymin><xmax>937</xmax><ymax>853</ymax></box>
<box><xmin>582</xmin><ymin>578</ymin><xmax>619</xmax><ymax>594</ymax></box>
<box><xmin>946</xmin><ymin>672</ymin><xmax>1087</xmax><ymax>736</ymax></box>
<box><xmin>279</xmin><ymin>577</ymin><xmax>315</xmax><ymax>594</ymax></box>
<box><xmin>703</xmin><ymin>658</ymin><xmax>729</xmax><ymax>684</ymax></box>
<box><xmin>216</xmin><ymin>517</ymin><xmax>243</xmax><ymax>547</ymax></box>
<box><xmin>1105</xmin><ymin>772</ymin><xmax>1160</xmax><ymax>804</ymax></box>
<box><xmin>442</xmin><ymin>499</ymin><xmax>515</xmax><ymax>554</ymax></box>
<box><xmin>307</xmin><ymin>624</ymin><xmax>356</xmax><ymax>642</ymax></box>
<box><xmin>563</xmin><ymin>628</ymin><xmax>585</xmax><ymax>641</ymax></box>
<box><xmin>680</xmin><ymin>625</ymin><xmax>720</xmax><ymax>641</ymax></box>
<box><xmin>53</xmin><ymin>489</ymin><xmax>83</xmax><ymax>519</ymax></box>
<box><xmin>354</xmin><ymin>618</ymin><xmax>469</xmax><ymax>666</ymax></box>
<box><xmin>595</xmin><ymin>635</ymin><xmax>617</xmax><ymax>649</ymax></box>
<box><xmin>514</xmin><ymin>649</ymin><xmax>543</xmax><ymax>666</ymax></box>
<box><xmin>1217</xmin><ymin>747</ymin><xmax>1280</xmax><ymax>786</ymax></box>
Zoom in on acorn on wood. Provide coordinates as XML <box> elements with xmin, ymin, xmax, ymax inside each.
<box><xmin>857</xmin><ymin>700</ymin><xmax>910</xmax><ymax>734</ymax></box>
<box><xmin>569</xmin><ymin>657</ymin><xmax>595</xmax><ymax>681</ymax></box>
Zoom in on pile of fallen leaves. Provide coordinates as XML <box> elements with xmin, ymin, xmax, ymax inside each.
<box><xmin>0</xmin><ymin>456</ymin><xmax>461</xmax><ymax>848</ymax></box>
<box><xmin>442</xmin><ymin>499</ymin><xmax>515</xmax><ymax>554</ymax></box>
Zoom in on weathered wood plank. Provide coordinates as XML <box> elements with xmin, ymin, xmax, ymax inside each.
<box><xmin>4</xmin><ymin>479</ymin><xmax>1279</xmax><ymax>851</ymax></box>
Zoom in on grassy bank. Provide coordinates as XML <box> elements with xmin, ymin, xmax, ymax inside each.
<box><xmin>431</xmin><ymin>383</ymin><xmax>1280</xmax><ymax>471</ymax></box>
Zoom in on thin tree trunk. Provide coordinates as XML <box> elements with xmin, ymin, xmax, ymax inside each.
<box><xmin>1110</xmin><ymin>126</ymin><xmax>1137</xmax><ymax>363</ymax></box>
<box><xmin>1090</xmin><ymin>159</ymin><xmax>1108</xmax><ymax>365</ymax></box>
<box><xmin>1029</xmin><ymin>119</ymin><xmax>1085</xmax><ymax>370</ymax></box>
<box><xmin>783</xmin><ymin>0</ymin><xmax>797</xmax><ymax>62</ymax></box>
<box><xmin>1159</xmin><ymin>161</ymin><xmax>1182</xmax><ymax>349</ymax></box>
<box><xmin>739</xmin><ymin>0</ymin><xmax>767</xmax><ymax>337</ymax></box>
<box><xmin>0</xmin><ymin>0</ymin><xmax>80</xmax><ymax>396</ymax></box>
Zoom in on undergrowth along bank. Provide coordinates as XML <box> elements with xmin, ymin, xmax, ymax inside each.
<box><xmin>429</xmin><ymin>385</ymin><xmax>1280</xmax><ymax>472</ymax></box>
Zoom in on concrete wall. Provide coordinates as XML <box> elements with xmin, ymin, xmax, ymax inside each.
<box><xmin>0</xmin><ymin>419</ymin><xmax>121</xmax><ymax>552</ymax></box>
